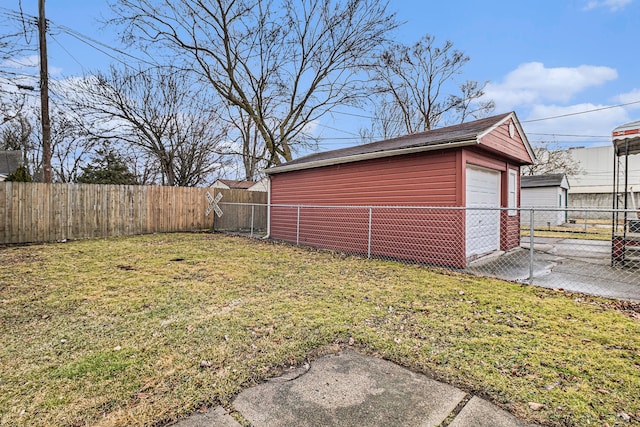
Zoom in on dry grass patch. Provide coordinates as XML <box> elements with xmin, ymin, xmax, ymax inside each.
<box><xmin>1</xmin><ymin>233</ymin><xmax>639</xmax><ymax>426</ymax></box>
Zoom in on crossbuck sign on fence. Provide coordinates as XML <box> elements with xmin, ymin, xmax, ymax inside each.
<box><xmin>205</xmin><ymin>191</ymin><xmax>224</xmax><ymax>217</ymax></box>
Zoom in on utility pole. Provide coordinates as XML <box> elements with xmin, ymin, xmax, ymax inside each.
<box><xmin>38</xmin><ymin>0</ymin><xmax>52</xmax><ymax>183</ymax></box>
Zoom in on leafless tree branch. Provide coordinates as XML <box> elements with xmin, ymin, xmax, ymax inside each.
<box><xmin>365</xmin><ymin>34</ymin><xmax>494</xmax><ymax>138</ymax></box>
<box><xmin>70</xmin><ymin>66</ymin><xmax>230</xmax><ymax>186</ymax></box>
<box><xmin>109</xmin><ymin>0</ymin><xmax>397</xmax><ymax>166</ymax></box>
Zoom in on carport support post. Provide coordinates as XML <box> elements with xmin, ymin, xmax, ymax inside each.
<box><xmin>529</xmin><ymin>209</ymin><xmax>535</xmax><ymax>284</ymax></box>
<box><xmin>367</xmin><ymin>207</ymin><xmax>372</xmax><ymax>258</ymax></box>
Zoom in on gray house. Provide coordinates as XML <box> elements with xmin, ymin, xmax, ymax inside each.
<box><xmin>521</xmin><ymin>174</ymin><xmax>570</xmax><ymax>226</ymax></box>
<box><xmin>0</xmin><ymin>151</ymin><xmax>23</xmax><ymax>181</ymax></box>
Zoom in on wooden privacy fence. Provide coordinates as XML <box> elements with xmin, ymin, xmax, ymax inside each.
<box><xmin>0</xmin><ymin>182</ymin><xmax>267</xmax><ymax>245</ymax></box>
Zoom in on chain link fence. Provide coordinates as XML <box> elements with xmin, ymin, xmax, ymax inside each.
<box><xmin>219</xmin><ymin>202</ymin><xmax>640</xmax><ymax>301</ymax></box>
<box><xmin>214</xmin><ymin>202</ymin><xmax>268</xmax><ymax>237</ymax></box>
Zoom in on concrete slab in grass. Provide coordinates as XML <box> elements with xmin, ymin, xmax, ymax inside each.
<box><xmin>449</xmin><ymin>397</ymin><xmax>535</xmax><ymax>427</ymax></box>
<box><xmin>169</xmin><ymin>406</ymin><xmax>241</xmax><ymax>427</ymax></box>
<box><xmin>233</xmin><ymin>350</ymin><xmax>466</xmax><ymax>427</ymax></box>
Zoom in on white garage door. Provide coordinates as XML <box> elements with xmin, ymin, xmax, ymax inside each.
<box><xmin>466</xmin><ymin>165</ymin><xmax>501</xmax><ymax>258</ymax></box>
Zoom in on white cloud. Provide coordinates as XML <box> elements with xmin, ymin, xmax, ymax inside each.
<box><xmin>484</xmin><ymin>62</ymin><xmax>617</xmax><ymax>111</ymax></box>
<box><xmin>613</xmin><ymin>88</ymin><xmax>640</xmax><ymax>109</ymax></box>
<box><xmin>1</xmin><ymin>54</ymin><xmax>63</xmax><ymax>76</ymax></box>
<box><xmin>303</xmin><ymin>119</ymin><xmax>320</xmax><ymax>136</ymax></box>
<box><xmin>1</xmin><ymin>55</ymin><xmax>39</xmax><ymax>69</ymax></box>
<box><xmin>583</xmin><ymin>0</ymin><xmax>633</xmax><ymax>11</ymax></box>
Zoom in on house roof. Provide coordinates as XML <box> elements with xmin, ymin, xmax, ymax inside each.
<box><xmin>215</xmin><ymin>179</ymin><xmax>256</xmax><ymax>189</ymax></box>
<box><xmin>265</xmin><ymin>112</ymin><xmax>533</xmax><ymax>175</ymax></box>
<box><xmin>247</xmin><ymin>177</ymin><xmax>268</xmax><ymax>192</ymax></box>
<box><xmin>613</xmin><ymin>119</ymin><xmax>640</xmax><ymax>156</ymax></box>
<box><xmin>521</xmin><ymin>174</ymin><xmax>570</xmax><ymax>189</ymax></box>
<box><xmin>0</xmin><ymin>151</ymin><xmax>23</xmax><ymax>176</ymax></box>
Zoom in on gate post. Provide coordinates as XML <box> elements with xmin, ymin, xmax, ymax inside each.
<box><xmin>367</xmin><ymin>207</ymin><xmax>373</xmax><ymax>258</ymax></box>
<box><xmin>529</xmin><ymin>209</ymin><xmax>535</xmax><ymax>284</ymax></box>
<box><xmin>296</xmin><ymin>206</ymin><xmax>300</xmax><ymax>246</ymax></box>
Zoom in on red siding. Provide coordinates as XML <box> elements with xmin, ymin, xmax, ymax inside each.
<box><xmin>370</xmin><ymin>208</ymin><xmax>466</xmax><ymax>267</ymax></box>
<box><xmin>501</xmin><ymin>210</ymin><xmax>521</xmax><ymax>251</ymax></box>
<box><xmin>269</xmin><ymin>129</ymin><xmax>528</xmax><ymax>267</ymax></box>
<box><xmin>270</xmin><ymin>150</ymin><xmax>465</xmax><ymax>267</ymax></box>
<box><xmin>270</xmin><ymin>150</ymin><xmax>458</xmax><ymax>206</ymax></box>
<box><xmin>479</xmin><ymin>118</ymin><xmax>533</xmax><ymax>165</ymax></box>
<box><xmin>270</xmin><ymin>205</ymin><xmax>466</xmax><ymax>268</ymax></box>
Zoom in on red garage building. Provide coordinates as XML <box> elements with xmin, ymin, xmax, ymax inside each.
<box><xmin>265</xmin><ymin>112</ymin><xmax>534</xmax><ymax>268</ymax></box>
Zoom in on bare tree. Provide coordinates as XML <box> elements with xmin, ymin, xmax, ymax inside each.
<box><xmin>76</xmin><ymin>142</ymin><xmax>138</xmax><ymax>185</ymax></box>
<box><xmin>1</xmin><ymin>95</ymin><xmax>28</xmax><ymax>127</ymax></box>
<box><xmin>109</xmin><ymin>0</ymin><xmax>397</xmax><ymax>166</ymax></box>
<box><xmin>359</xmin><ymin>98</ymin><xmax>411</xmax><ymax>143</ymax></box>
<box><xmin>0</xmin><ymin>111</ymin><xmax>90</xmax><ymax>182</ymax></box>
<box><xmin>72</xmin><ymin>66</ymin><xmax>230</xmax><ymax>186</ymax></box>
<box><xmin>1</xmin><ymin>102</ymin><xmax>100</xmax><ymax>183</ymax></box>
<box><xmin>48</xmin><ymin>109</ymin><xmax>97</xmax><ymax>183</ymax></box>
<box><xmin>87</xmin><ymin>138</ymin><xmax>163</xmax><ymax>185</ymax></box>
<box><xmin>1</xmin><ymin>79</ymin><xmax>33</xmax><ymax>131</ymax></box>
<box><xmin>366</xmin><ymin>34</ymin><xmax>494</xmax><ymax>137</ymax></box>
<box><xmin>521</xmin><ymin>145</ymin><xmax>582</xmax><ymax>176</ymax></box>
<box><xmin>120</xmin><ymin>145</ymin><xmax>163</xmax><ymax>185</ymax></box>
<box><xmin>0</xmin><ymin>6</ymin><xmax>39</xmax><ymax>131</ymax></box>
<box><xmin>0</xmin><ymin>111</ymin><xmax>33</xmax><ymax>160</ymax></box>
<box><xmin>0</xmin><ymin>6</ymin><xmax>35</xmax><ymax>63</ymax></box>
<box><xmin>226</xmin><ymin>106</ymin><xmax>269</xmax><ymax>180</ymax></box>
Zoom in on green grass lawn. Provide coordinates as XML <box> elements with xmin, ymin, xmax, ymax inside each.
<box><xmin>1</xmin><ymin>233</ymin><xmax>639</xmax><ymax>426</ymax></box>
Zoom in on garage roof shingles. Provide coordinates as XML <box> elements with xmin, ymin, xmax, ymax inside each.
<box><xmin>521</xmin><ymin>174</ymin><xmax>570</xmax><ymax>189</ymax></box>
<box><xmin>266</xmin><ymin>112</ymin><xmax>528</xmax><ymax>174</ymax></box>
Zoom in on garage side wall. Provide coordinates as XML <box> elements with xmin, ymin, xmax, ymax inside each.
<box><xmin>269</xmin><ymin>150</ymin><xmax>466</xmax><ymax>267</ymax></box>
<box><xmin>270</xmin><ymin>150</ymin><xmax>460</xmax><ymax>206</ymax></box>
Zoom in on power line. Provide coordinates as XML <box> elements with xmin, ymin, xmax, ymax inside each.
<box><xmin>529</xmin><ymin>140</ymin><xmax>610</xmax><ymax>146</ymax></box>
<box><xmin>49</xmin><ymin>33</ymin><xmax>85</xmax><ymax>73</ymax></box>
<box><xmin>54</xmin><ymin>24</ymin><xmax>158</xmax><ymax>69</ymax></box>
<box><xmin>0</xmin><ymin>6</ymin><xmax>156</xmax><ymax>70</ymax></box>
<box><xmin>328</xmin><ymin>109</ymin><xmax>379</xmax><ymax>121</ymax></box>
<box><xmin>2</xmin><ymin>6</ymin><xmax>638</xmax><ymax>150</ymax></box>
<box><xmin>0</xmin><ymin>8</ymin><xmax>31</xmax><ymax>21</ymax></box>
<box><xmin>528</xmin><ymin>132</ymin><xmax>609</xmax><ymax>138</ymax></box>
<box><xmin>331</xmin><ymin>99</ymin><xmax>640</xmax><ymax>125</ymax></box>
<box><xmin>17</xmin><ymin>0</ymin><xmax>33</xmax><ymax>45</ymax></box>
<box><xmin>315</xmin><ymin>121</ymin><xmax>362</xmax><ymax>137</ymax></box>
<box><xmin>522</xmin><ymin>100</ymin><xmax>640</xmax><ymax>123</ymax></box>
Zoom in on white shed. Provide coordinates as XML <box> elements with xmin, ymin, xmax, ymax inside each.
<box><xmin>521</xmin><ymin>174</ymin><xmax>570</xmax><ymax>226</ymax></box>
<box><xmin>247</xmin><ymin>177</ymin><xmax>268</xmax><ymax>192</ymax></box>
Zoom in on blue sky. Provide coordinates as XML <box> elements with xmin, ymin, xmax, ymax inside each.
<box><xmin>3</xmin><ymin>0</ymin><xmax>640</xmax><ymax>152</ymax></box>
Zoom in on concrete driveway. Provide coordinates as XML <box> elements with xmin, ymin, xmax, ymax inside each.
<box><xmin>466</xmin><ymin>237</ymin><xmax>640</xmax><ymax>302</ymax></box>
